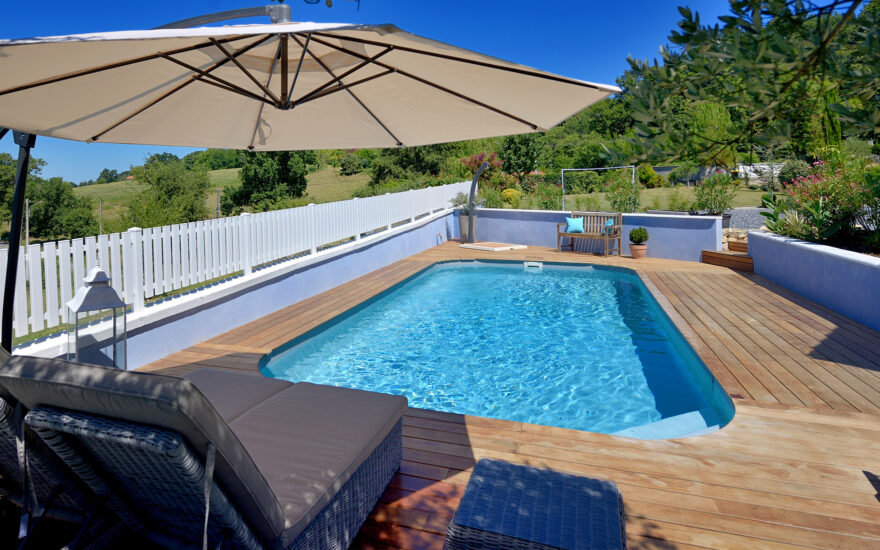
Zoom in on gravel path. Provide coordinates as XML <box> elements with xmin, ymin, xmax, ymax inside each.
<box><xmin>730</xmin><ymin>207</ymin><xmax>770</xmax><ymax>230</ymax></box>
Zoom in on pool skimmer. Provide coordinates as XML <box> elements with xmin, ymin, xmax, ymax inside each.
<box><xmin>523</xmin><ymin>261</ymin><xmax>543</xmax><ymax>272</ymax></box>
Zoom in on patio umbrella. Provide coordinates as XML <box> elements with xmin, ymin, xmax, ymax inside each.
<box><xmin>0</xmin><ymin>21</ymin><xmax>618</xmax><ymax>150</ymax></box>
<box><xmin>0</xmin><ymin>12</ymin><xmax>619</xmax><ymax>349</ymax></box>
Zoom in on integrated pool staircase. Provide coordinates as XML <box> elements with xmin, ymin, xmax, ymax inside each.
<box><xmin>701</xmin><ymin>237</ymin><xmax>753</xmax><ymax>271</ymax></box>
<box><xmin>612</xmin><ymin>406</ymin><xmax>725</xmax><ymax>439</ymax></box>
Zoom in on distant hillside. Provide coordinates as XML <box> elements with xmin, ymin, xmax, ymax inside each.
<box><xmin>73</xmin><ymin>166</ymin><xmax>370</xmax><ymax>228</ymax></box>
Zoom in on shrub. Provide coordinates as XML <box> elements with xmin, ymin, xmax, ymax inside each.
<box><xmin>605</xmin><ymin>170</ymin><xmax>641</xmax><ymax>213</ymax></box>
<box><xmin>862</xmin><ymin>164</ymin><xmax>880</xmax><ymax>233</ymax></box>
<box><xmin>481</xmin><ymin>186</ymin><xmax>504</xmax><ymax>209</ymax></box>
<box><xmin>564</xmin><ymin>171</ymin><xmax>603</xmax><ymax>194</ymax></box>
<box><xmin>694</xmin><ymin>172</ymin><xmax>737</xmax><ymax>214</ymax></box>
<box><xmin>574</xmin><ymin>194</ymin><xmax>601</xmax><ymax>211</ymax></box>
<box><xmin>784</xmin><ymin>161</ymin><xmax>863</xmax><ymax>241</ymax></box>
<box><xmin>629</xmin><ymin>227</ymin><xmax>649</xmax><ymax>245</ymax></box>
<box><xmin>501</xmin><ymin>188</ymin><xmax>521</xmax><ymax>206</ymax></box>
<box><xmin>638</xmin><ymin>164</ymin><xmax>666</xmax><ymax>188</ymax></box>
<box><xmin>535</xmin><ymin>180</ymin><xmax>563</xmax><ymax>210</ymax></box>
<box><xmin>340</xmin><ymin>154</ymin><xmax>363</xmax><ymax>175</ymax></box>
<box><xmin>667</xmin><ymin>161</ymin><xmax>699</xmax><ymax>184</ymax></box>
<box><xmin>778</xmin><ymin>160</ymin><xmax>811</xmax><ymax>187</ymax></box>
<box><xmin>665</xmin><ymin>186</ymin><xmax>693</xmax><ymax>211</ymax></box>
<box><xmin>461</xmin><ymin>152</ymin><xmax>503</xmax><ymax>185</ymax></box>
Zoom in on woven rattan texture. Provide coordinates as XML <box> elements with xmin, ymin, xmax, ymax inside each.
<box><xmin>287</xmin><ymin>419</ymin><xmax>402</xmax><ymax>550</ymax></box>
<box><xmin>445</xmin><ymin>459</ymin><xmax>626</xmax><ymax>550</ymax></box>
<box><xmin>0</xmin><ymin>398</ymin><xmax>91</xmax><ymax>517</ymax></box>
<box><xmin>26</xmin><ymin>406</ymin><xmax>260</xmax><ymax>549</ymax></box>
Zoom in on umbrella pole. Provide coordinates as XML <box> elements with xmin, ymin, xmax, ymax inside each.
<box><xmin>1</xmin><ymin>130</ymin><xmax>36</xmax><ymax>353</ymax></box>
<box><xmin>467</xmin><ymin>161</ymin><xmax>488</xmax><ymax>244</ymax></box>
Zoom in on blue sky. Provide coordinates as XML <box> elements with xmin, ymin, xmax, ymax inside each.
<box><xmin>0</xmin><ymin>1</ymin><xmax>730</xmax><ymax>183</ymax></box>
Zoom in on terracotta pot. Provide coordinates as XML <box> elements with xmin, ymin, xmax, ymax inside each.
<box><xmin>629</xmin><ymin>244</ymin><xmax>647</xmax><ymax>259</ymax></box>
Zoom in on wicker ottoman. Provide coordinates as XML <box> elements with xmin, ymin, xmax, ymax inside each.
<box><xmin>445</xmin><ymin>459</ymin><xmax>626</xmax><ymax>550</ymax></box>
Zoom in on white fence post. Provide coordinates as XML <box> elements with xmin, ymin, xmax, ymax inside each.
<box><xmin>307</xmin><ymin>204</ymin><xmax>318</xmax><ymax>254</ymax></box>
<box><xmin>124</xmin><ymin>227</ymin><xmax>145</xmax><ymax>313</ymax></box>
<box><xmin>240</xmin><ymin>213</ymin><xmax>252</xmax><ymax>275</ymax></box>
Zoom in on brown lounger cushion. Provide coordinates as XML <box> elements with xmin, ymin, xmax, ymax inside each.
<box><xmin>182</xmin><ymin>368</ymin><xmax>293</xmax><ymax>422</ymax></box>
<box><xmin>229</xmin><ymin>382</ymin><xmax>407</xmax><ymax>546</ymax></box>
<box><xmin>0</xmin><ymin>355</ymin><xmax>286</xmax><ymax>544</ymax></box>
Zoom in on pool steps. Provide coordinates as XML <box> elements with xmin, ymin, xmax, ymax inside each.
<box><xmin>611</xmin><ymin>406</ymin><xmax>723</xmax><ymax>439</ymax></box>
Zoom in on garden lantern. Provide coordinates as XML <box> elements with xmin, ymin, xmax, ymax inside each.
<box><xmin>66</xmin><ymin>265</ymin><xmax>127</xmax><ymax>369</ymax></box>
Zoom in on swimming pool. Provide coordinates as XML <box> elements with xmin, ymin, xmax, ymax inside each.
<box><xmin>262</xmin><ymin>261</ymin><xmax>734</xmax><ymax>438</ymax></box>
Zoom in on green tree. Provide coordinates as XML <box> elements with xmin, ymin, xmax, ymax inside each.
<box><xmin>144</xmin><ymin>152</ymin><xmax>180</xmax><ymax>167</ymax></box>
<box><xmin>183</xmin><ymin>149</ymin><xmax>244</xmax><ymax>171</ymax></box>
<box><xmin>221</xmin><ymin>151</ymin><xmax>308</xmax><ymax>214</ymax></box>
<box><xmin>125</xmin><ymin>160</ymin><xmax>209</xmax><ymax>227</ymax></box>
<box><xmin>96</xmin><ymin>168</ymin><xmax>119</xmax><ymax>184</ymax></box>
<box><xmin>625</xmin><ymin>1</ymin><xmax>880</xmax><ymax>164</ymax></box>
<box><xmin>499</xmin><ymin>134</ymin><xmax>539</xmax><ymax>183</ymax></box>
<box><xmin>29</xmin><ymin>177</ymin><xmax>97</xmax><ymax>239</ymax></box>
<box><xmin>1</xmin><ymin>153</ymin><xmax>46</xmax><ymax>231</ymax></box>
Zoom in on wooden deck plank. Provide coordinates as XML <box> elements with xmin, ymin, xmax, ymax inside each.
<box><xmin>136</xmin><ymin>242</ymin><xmax>880</xmax><ymax>549</ymax></box>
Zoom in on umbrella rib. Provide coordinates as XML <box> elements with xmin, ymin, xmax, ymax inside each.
<box><xmin>295</xmin><ymin>69</ymin><xmax>393</xmax><ymax>107</ymax></box>
<box><xmin>291</xmin><ymin>44</ymin><xmax>394</xmax><ymax>107</ymax></box>
<box><xmin>280</xmin><ymin>35</ymin><xmax>289</xmax><ymax>105</ymax></box>
<box><xmin>159</xmin><ymin>54</ymin><xmax>275</xmax><ymax>105</ymax></box>
<box><xmin>311</xmin><ymin>31</ymin><xmax>604</xmax><ymax>91</ymax></box>
<box><xmin>291</xmin><ymin>34</ymin><xmax>403</xmax><ymax>146</ymax></box>
<box><xmin>91</xmin><ymin>34</ymin><xmax>274</xmax><ymax>142</ymax></box>
<box><xmin>0</xmin><ymin>35</ymin><xmax>252</xmax><ymax>98</ymax></box>
<box><xmin>308</xmin><ymin>35</ymin><xmax>539</xmax><ymax>131</ymax></box>
<box><xmin>249</xmin><ymin>40</ymin><xmax>283</xmax><ymax>150</ymax></box>
<box><xmin>285</xmin><ymin>32</ymin><xmax>312</xmax><ymax>109</ymax></box>
<box><xmin>209</xmin><ymin>38</ymin><xmax>281</xmax><ymax>106</ymax></box>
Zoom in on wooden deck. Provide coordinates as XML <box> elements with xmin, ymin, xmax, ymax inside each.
<box><xmin>140</xmin><ymin>243</ymin><xmax>880</xmax><ymax>549</ymax></box>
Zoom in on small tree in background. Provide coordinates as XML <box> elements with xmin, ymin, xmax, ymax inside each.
<box><xmin>125</xmin><ymin>160</ymin><xmax>209</xmax><ymax>227</ymax></box>
<box><xmin>96</xmin><ymin>168</ymin><xmax>119</xmax><ymax>184</ymax></box>
<box><xmin>0</xmin><ymin>153</ymin><xmax>45</xmax><ymax>231</ymax></box>
<box><xmin>221</xmin><ymin>151</ymin><xmax>309</xmax><ymax>214</ymax></box>
<box><xmin>29</xmin><ymin>177</ymin><xmax>97</xmax><ymax>239</ymax></box>
<box><xmin>499</xmin><ymin>134</ymin><xmax>539</xmax><ymax>184</ymax></box>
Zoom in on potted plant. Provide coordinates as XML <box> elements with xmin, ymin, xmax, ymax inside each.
<box><xmin>450</xmin><ymin>192</ymin><xmax>478</xmax><ymax>241</ymax></box>
<box><xmin>694</xmin><ymin>172</ymin><xmax>738</xmax><ymax>228</ymax></box>
<box><xmin>629</xmin><ymin>227</ymin><xmax>649</xmax><ymax>259</ymax></box>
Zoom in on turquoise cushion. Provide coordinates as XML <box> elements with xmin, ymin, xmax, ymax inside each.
<box><xmin>603</xmin><ymin>219</ymin><xmax>615</xmax><ymax>234</ymax></box>
<box><xmin>565</xmin><ymin>217</ymin><xmax>584</xmax><ymax>233</ymax></box>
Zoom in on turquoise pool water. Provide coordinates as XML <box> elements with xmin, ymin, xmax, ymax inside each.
<box><xmin>262</xmin><ymin>261</ymin><xmax>733</xmax><ymax>437</ymax></box>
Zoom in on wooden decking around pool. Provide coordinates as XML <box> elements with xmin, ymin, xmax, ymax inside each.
<box><xmin>140</xmin><ymin>242</ymin><xmax>880</xmax><ymax>549</ymax></box>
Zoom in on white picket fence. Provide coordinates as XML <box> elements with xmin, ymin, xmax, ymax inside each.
<box><xmin>1</xmin><ymin>181</ymin><xmax>469</xmax><ymax>339</ymax></box>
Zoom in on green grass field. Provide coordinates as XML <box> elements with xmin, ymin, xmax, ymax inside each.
<box><xmin>73</xmin><ymin>166</ymin><xmax>370</xmax><ymax>226</ymax></box>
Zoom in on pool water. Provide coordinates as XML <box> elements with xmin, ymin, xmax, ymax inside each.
<box><xmin>262</xmin><ymin>261</ymin><xmax>733</xmax><ymax>437</ymax></box>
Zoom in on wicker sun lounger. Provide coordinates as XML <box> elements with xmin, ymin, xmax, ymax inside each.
<box><xmin>0</xmin><ymin>357</ymin><xmax>407</xmax><ymax>549</ymax></box>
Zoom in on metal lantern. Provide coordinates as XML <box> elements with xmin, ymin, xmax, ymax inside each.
<box><xmin>66</xmin><ymin>265</ymin><xmax>127</xmax><ymax>369</ymax></box>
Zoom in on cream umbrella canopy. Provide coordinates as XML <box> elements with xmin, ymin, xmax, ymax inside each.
<box><xmin>0</xmin><ymin>13</ymin><xmax>619</xmax><ymax>350</ymax></box>
<box><xmin>0</xmin><ymin>22</ymin><xmax>618</xmax><ymax>149</ymax></box>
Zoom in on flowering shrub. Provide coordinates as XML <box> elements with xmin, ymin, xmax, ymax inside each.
<box><xmin>460</xmin><ymin>152</ymin><xmax>503</xmax><ymax>187</ymax></box>
<box><xmin>605</xmin><ymin>170</ymin><xmax>642</xmax><ymax>213</ymax></box>
<box><xmin>501</xmin><ymin>188</ymin><xmax>521</xmax><ymax>206</ymax></box>
<box><xmin>783</xmin><ymin>161</ymin><xmax>863</xmax><ymax>241</ymax></box>
<box><xmin>764</xmin><ymin>159</ymin><xmax>879</xmax><ymax>248</ymax></box>
<box><xmin>535</xmin><ymin>180</ymin><xmax>563</xmax><ymax>210</ymax></box>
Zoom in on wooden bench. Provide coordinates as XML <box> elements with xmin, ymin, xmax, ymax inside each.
<box><xmin>556</xmin><ymin>211</ymin><xmax>622</xmax><ymax>256</ymax></box>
